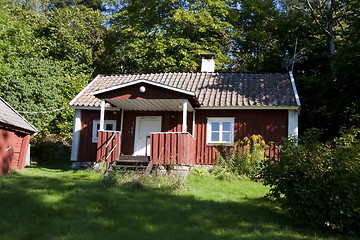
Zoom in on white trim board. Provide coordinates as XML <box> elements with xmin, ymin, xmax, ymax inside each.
<box><xmin>91</xmin><ymin>79</ymin><xmax>195</xmax><ymax>97</ymax></box>
<box><xmin>70</xmin><ymin>109</ymin><xmax>82</xmax><ymax>161</ymax></box>
<box><xmin>289</xmin><ymin>71</ymin><xmax>301</xmax><ymax>106</ymax></box>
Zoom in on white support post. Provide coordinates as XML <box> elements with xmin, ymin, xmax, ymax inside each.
<box><xmin>182</xmin><ymin>99</ymin><xmax>188</xmax><ymax>132</ymax></box>
<box><xmin>70</xmin><ymin>109</ymin><xmax>82</xmax><ymax>161</ymax></box>
<box><xmin>119</xmin><ymin>108</ymin><xmax>124</xmax><ymax>153</ymax></box>
<box><xmin>120</xmin><ymin>108</ymin><xmax>124</xmax><ymax>134</ymax></box>
<box><xmin>192</xmin><ymin>110</ymin><xmax>196</xmax><ymax>136</ymax></box>
<box><xmin>100</xmin><ymin>99</ymin><xmax>105</xmax><ymax>131</ymax></box>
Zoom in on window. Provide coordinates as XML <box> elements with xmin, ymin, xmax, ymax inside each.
<box><xmin>207</xmin><ymin>117</ymin><xmax>234</xmax><ymax>145</ymax></box>
<box><xmin>92</xmin><ymin>120</ymin><xmax>117</xmax><ymax>143</ymax></box>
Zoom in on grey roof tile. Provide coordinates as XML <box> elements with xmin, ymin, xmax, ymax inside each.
<box><xmin>0</xmin><ymin>97</ymin><xmax>38</xmax><ymax>134</ymax></box>
<box><xmin>70</xmin><ymin>72</ymin><xmax>299</xmax><ymax>108</ymax></box>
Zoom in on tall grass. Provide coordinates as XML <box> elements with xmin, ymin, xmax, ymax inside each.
<box><xmin>0</xmin><ymin>163</ymin><xmax>352</xmax><ymax>240</ymax></box>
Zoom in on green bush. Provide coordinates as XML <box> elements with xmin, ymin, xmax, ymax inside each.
<box><xmin>213</xmin><ymin>135</ymin><xmax>268</xmax><ymax>180</ymax></box>
<box><xmin>260</xmin><ymin>128</ymin><xmax>360</xmax><ymax>234</ymax></box>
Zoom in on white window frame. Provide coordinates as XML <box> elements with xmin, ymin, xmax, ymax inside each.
<box><xmin>207</xmin><ymin>117</ymin><xmax>235</xmax><ymax>145</ymax></box>
<box><xmin>92</xmin><ymin>120</ymin><xmax>117</xmax><ymax>143</ymax></box>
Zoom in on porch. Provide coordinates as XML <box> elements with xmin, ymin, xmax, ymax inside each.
<box><xmin>96</xmin><ymin>130</ymin><xmax>196</xmax><ymax>173</ymax></box>
<box><xmin>92</xmin><ymin>79</ymin><xmax>198</xmax><ymax>171</ymax></box>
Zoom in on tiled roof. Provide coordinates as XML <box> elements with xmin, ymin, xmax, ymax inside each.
<box><xmin>0</xmin><ymin>97</ymin><xmax>38</xmax><ymax>134</ymax></box>
<box><xmin>70</xmin><ymin>72</ymin><xmax>299</xmax><ymax>108</ymax></box>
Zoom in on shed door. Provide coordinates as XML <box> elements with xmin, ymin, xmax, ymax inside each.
<box><xmin>0</xmin><ymin>129</ymin><xmax>14</xmax><ymax>174</ymax></box>
<box><xmin>134</xmin><ymin>116</ymin><xmax>162</xmax><ymax>156</ymax></box>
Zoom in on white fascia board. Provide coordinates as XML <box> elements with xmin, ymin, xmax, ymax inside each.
<box><xmin>69</xmin><ymin>75</ymin><xmax>100</xmax><ymax>106</ymax></box>
<box><xmin>196</xmin><ymin>106</ymin><xmax>300</xmax><ymax>110</ymax></box>
<box><xmin>289</xmin><ymin>71</ymin><xmax>301</xmax><ymax>107</ymax></box>
<box><xmin>90</xmin><ymin>79</ymin><xmax>195</xmax><ymax>97</ymax></box>
<box><xmin>69</xmin><ymin>106</ymin><xmax>121</xmax><ymax>111</ymax></box>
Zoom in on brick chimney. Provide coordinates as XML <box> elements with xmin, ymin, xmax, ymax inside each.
<box><xmin>200</xmin><ymin>53</ymin><xmax>216</xmax><ymax>72</ymax></box>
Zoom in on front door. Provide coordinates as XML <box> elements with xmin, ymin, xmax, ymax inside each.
<box><xmin>134</xmin><ymin>116</ymin><xmax>162</xmax><ymax>156</ymax></box>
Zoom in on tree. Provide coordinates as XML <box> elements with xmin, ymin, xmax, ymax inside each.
<box><xmin>96</xmin><ymin>0</ymin><xmax>233</xmax><ymax>74</ymax></box>
<box><xmin>0</xmin><ymin>1</ymin><xmax>105</xmax><ymax>138</ymax></box>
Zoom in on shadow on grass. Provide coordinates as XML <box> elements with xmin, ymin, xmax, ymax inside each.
<box><xmin>0</xmin><ymin>172</ymin><xmax>350</xmax><ymax>240</ymax></box>
<box><xmin>30</xmin><ymin>139</ymin><xmax>72</xmax><ymax>171</ymax></box>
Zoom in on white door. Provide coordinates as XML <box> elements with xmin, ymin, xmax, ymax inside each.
<box><xmin>134</xmin><ymin>116</ymin><xmax>162</xmax><ymax>156</ymax></box>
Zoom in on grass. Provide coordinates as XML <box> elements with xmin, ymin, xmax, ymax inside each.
<box><xmin>0</xmin><ymin>161</ymin><xmax>356</xmax><ymax>240</ymax></box>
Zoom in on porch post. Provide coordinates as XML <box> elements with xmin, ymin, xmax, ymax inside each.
<box><xmin>119</xmin><ymin>108</ymin><xmax>124</xmax><ymax>153</ymax></box>
<box><xmin>100</xmin><ymin>99</ymin><xmax>105</xmax><ymax>131</ymax></box>
<box><xmin>182</xmin><ymin>99</ymin><xmax>188</xmax><ymax>132</ymax></box>
<box><xmin>192</xmin><ymin>110</ymin><xmax>195</xmax><ymax>136</ymax></box>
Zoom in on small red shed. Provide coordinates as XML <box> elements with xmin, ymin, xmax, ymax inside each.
<box><xmin>0</xmin><ymin>97</ymin><xmax>38</xmax><ymax>174</ymax></box>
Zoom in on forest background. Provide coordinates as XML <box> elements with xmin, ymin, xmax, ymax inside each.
<box><xmin>0</xmin><ymin>0</ymin><xmax>359</xmax><ymax>143</ymax></box>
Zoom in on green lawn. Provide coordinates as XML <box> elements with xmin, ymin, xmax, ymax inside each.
<box><xmin>0</xmin><ymin>163</ymin><xmax>354</xmax><ymax>240</ymax></box>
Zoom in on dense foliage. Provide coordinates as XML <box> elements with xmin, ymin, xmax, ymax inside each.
<box><xmin>0</xmin><ymin>0</ymin><xmax>105</xmax><ymax>139</ymax></box>
<box><xmin>212</xmin><ymin>135</ymin><xmax>268</xmax><ymax>180</ymax></box>
<box><xmin>260</xmin><ymin>129</ymin><xmax>360</xmax><ymax>234</ymax></box>
<box><xmin>0</xmin><ymin>0</ymin><xmax>359</xmax><ymax>142</ymax></box>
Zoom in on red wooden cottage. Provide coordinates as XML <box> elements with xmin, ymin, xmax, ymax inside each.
<box><xmin>0</xmin><ymin>97</ymin><xmax>38</xmax><ymax>174</ymax></box>
<box><xmin>69</xmin><ymin>54</ymin><xmax>300</xmax><ymax>167</ymax></box>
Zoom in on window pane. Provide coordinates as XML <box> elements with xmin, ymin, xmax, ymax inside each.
<box><xmin>222</xmin><ymin>122</ymin><xmax>231</xmax><ymax>131</ymax></box>
<box><xmin>211</xmin><ymin>132</ymin><xmax>219</xmax><ymax>141</ymax></box>
<box><xmin>105</xmin><ymin>123</ymin><xmax>113</xmax><ymax>130</ymax></box>
<box><xmin>222</xmin><ymin>132</ymin><xmax>231</xmax><ymax>142</ymax></box>
<box><xmin>211</xmin><ymin>122</ymin><xmax>219</xmax><ymax>131</ymax></box>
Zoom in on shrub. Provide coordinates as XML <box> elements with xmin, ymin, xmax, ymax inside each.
<box><xmin>213</xmin><ymin>135</ymin><xmax>268</xmax><ymax>180</ymax></box>
<box><xmin>191</xmin><ymin>167</ymin><xmax>209</xmax><ymax>177</ymax></box>
<box><xmin>260</xmin><ymin>128</ymin><xmax>360</xmax><ymax>234</ymax></box>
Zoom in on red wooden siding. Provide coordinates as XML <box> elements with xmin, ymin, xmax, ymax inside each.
<box><xmin>0</xmin><ymin>126</ymin><xmax>31</xmax><ymax>174</ymax></box>
<box><xmin>78</xmin><ymin>110</ymin><xmax>121</xmax><ymax>162</ymax></box>
<box><xmin>78</xmin><ymin>108</ymin><xmax>287</xmax><ymax>164</ymax></box>
<box><xmin>150</xmin><ymin>132</ymin><xmax>195</xmax><ymax>166</ymax></box>
<box><xmin>95</xmin><ymin>82</ymin><xmax>198</xmax><ymax>106</ymax></box>
<box><xmin>194</xmin><ymin>109</ymin><xmax>288</xmax><ymax>164</ymax></box>
<box><xmin>96</xmin><ymin>131</ymin><xmax>121</xmax><ymax>162</ymax></box>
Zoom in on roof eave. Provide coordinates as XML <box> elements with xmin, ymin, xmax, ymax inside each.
<box><xmin>90</xmin><ymin>79</ymin><xmax>195</xmax><ymax>97</ymax></box>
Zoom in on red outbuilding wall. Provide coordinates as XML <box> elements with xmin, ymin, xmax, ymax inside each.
<box><xmin>0</xmin><ymin>126</ymin><xmax>31</xmax><ymax>174</ymax></box>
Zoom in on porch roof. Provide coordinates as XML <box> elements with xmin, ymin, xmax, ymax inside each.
<box><xmin>69</xmin><ymin>72</ymin><xmax>300</xmax><ymax>110</ymax></box>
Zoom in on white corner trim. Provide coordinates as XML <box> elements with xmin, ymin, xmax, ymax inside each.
<box><xmin>90</xmin><ymin>79</ymin><xmax>195</xmax><ymax>97</ymax></box>
<box><xmin>288</xmin><ymin>110</ymin><xmax>299</xmax><ymax>139</ymax></box>
<box><xmin>69</xmin><ymin>75</ymin><xmax>101</xmax><ymax>106</ymax></box>
<box><xmin>70</xmin><ymin>109</ymin><xmax>82</xmax><ymax>161</ymax></box>
<box><xmin>289</xmin><ymin>71</ymin><xmax>301</xmax><ymax>107</ymax></box>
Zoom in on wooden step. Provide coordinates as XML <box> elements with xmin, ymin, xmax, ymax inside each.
<box><xmin>105</xmin><ymin>156</ymin><xmax>153</xmax><ymax>175</ymax></box>
<box><xmin>117</xmin><ymin>155</ymin><xmax>150</xmax><ymax>164</ymax></box>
